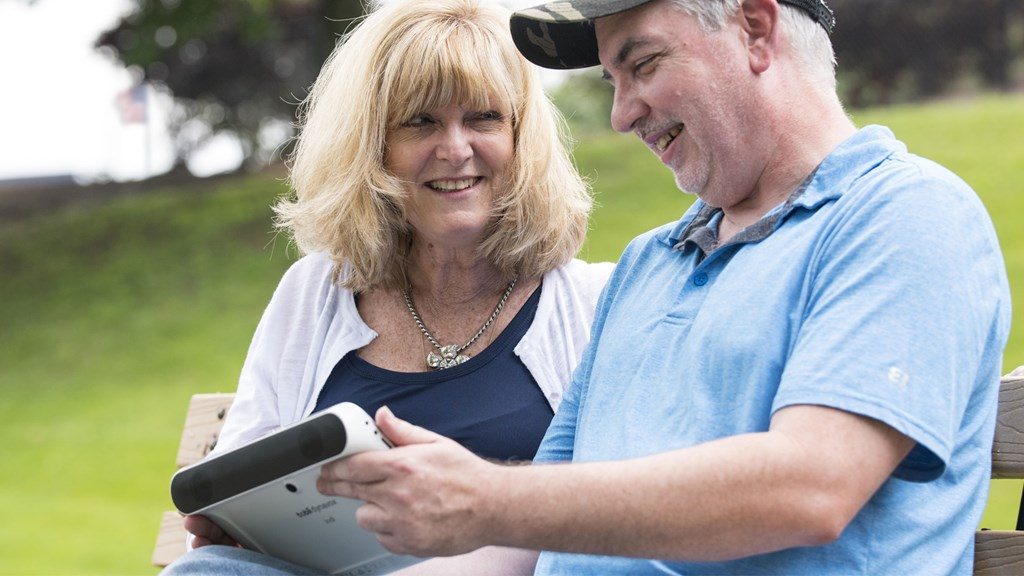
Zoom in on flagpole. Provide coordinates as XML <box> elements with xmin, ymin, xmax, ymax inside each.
<box><xmin>143</xmin><ymin>84</ymin><xmax>151</xmax><ymax>178</ymax></box>
<box><xmin>115</xmin><ymin>84</ymin><xmax>151</xmax><ymax>178</ymax></box>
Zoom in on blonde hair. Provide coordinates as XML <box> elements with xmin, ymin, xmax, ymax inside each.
<box><xmin>276</xmin><ymin>0</ymin><xmax>592</xmax><ymax>292</ymax></box>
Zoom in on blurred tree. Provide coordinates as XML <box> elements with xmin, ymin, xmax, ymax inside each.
<box><xmin>550</xmin><ymin>72</ymin><xmax>613</xmax><ymax>135</ymax></box>
<box><xmin>547</xmin><ymin>1</ymin><xmax>1023</xmax><ymax>121</ymax></box>
<box><xmin>831</xmin><ymin>0</ymin><xmax>1022</xmax><ymax>107</ymax></box>
<box><xmin>96</xmin><ymin>0</ymin><xmax>366</xmax><ymax>170</ymax></box>
<box><xmin>557</xmin><ymin>71</ymin><xmax>610</xmax><ymax>133</ymax></box>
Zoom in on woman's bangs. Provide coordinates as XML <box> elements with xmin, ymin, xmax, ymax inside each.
<box><xmin>387</xmin><ymin>29</ymin><xmax>516</xmax><ymax>126</ymax></box>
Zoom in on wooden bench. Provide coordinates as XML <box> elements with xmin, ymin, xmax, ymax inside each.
<box><xmin>152</xmin><ymin>368</ymin><xmax>1024</xmax><ymax>572</ymax></box>
<box><xmin>151</xmin><ymin>393</ymin><xmax>235</xmax><ymax>567</ymax></box>
<box><xmin>976</xmin><ymin>365</ymin><xmax>1024</xmax><ymax>575</ymax></box>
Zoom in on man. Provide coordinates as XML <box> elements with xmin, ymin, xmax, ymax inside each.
<box><xmin>319</xmin><ymin>1</ymin><xmax>1012</xmax><ymax>573</ymax></box>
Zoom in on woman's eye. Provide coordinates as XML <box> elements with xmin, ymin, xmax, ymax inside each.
<box><xmin>404</xmin><ymin>115</ymin><xmax>434</xmax><ymax>128</ymax></box>
<box><xmin>475</xmin><ymin>110</ymin><xmax>504</xmax><ymax>122</ymax></box>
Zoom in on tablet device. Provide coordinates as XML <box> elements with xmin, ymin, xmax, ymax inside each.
<box><xmin>170</xmin><ymin>402</ymin><xmax>424</xmax><ymax>575</ymax></box>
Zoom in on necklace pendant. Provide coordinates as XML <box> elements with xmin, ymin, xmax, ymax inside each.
<box><xmin>405</xmin><ymin>279</ymin><xmax>515</xmax><ymax>371</ymax></box>
<box><xmin>427</xmin><ymin>345</ymin><xmax>470</xmax><ymax>370</ymax></box>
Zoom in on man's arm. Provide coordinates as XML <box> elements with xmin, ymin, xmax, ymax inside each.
<box><xmin>318</xmin><ymin>404</ymin><xmax>913</xmax><ymax>561</ymax></box>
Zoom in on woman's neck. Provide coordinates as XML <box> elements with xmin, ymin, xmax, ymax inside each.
<box><xmin>405</xmin><ymin>240</ymin><xmax>509</xmax><ymax>306</ymax></box>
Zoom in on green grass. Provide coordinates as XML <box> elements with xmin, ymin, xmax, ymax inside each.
<box><xmin>1</xmin><ymin>94</ymin><xmax>1021</xmax><ymax>574</ymax></box>
<box><xmin>0</xmin><ymin>177</ymin><xmax>297</xmax><ymax>574</ymax></box>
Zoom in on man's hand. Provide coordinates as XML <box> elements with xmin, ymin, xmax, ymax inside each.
<box><xmin>183</xmin><ymin>514</ymin><xmax>240</xmax><ymax>549</ymax></box>
<box><xmin>317</xmin><ymin>406</ymin><xmax>501</xmax><ymax>557</ymax></box>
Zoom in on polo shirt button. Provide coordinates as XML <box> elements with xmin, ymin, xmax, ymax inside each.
<box><xmin>693</xmin><ymin>272</ymin><xmax>709</xmax><ymax>286</ymax></box>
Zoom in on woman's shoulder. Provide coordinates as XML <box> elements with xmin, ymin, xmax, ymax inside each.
<box><xmin>544</xmin><ymin>259</ymin><xmax>615</xmax><ymax>303</ymax></box>
<box><xmin>268</xmin><ymin>252</ymin><xmax>351</xmax><ymax>308</ymax></box>
<box><xmin>284</xmin><ymin>251</ymin><xmax>336</xmax><ymax>277</ymax></box>
<box><xmin>557</xmin><ymin>258</ymin><xmax>615</xmax><ymax>285</ymax></box>
<box><xmin>276</xmin><ymin>252</ymin><xmax>345</xmax><ymax>290</ymax></box>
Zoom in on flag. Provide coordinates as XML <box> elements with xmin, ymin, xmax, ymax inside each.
<box><xmin>116</xmin><ymin>84</ymin><xmax>148</xmax><ymax>124</ymax></box>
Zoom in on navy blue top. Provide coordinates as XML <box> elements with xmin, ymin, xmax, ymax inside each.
<box><xmin>313</xmin><ymin>286</ymin><xmax>550</xmax><ymax>461</ymax></box>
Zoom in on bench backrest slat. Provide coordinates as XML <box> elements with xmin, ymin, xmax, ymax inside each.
<box><xmin>175</xmin><ymin>393</ymin><xmax>235</xmax><ymax>468</ymax></box>
<box><xmin>993</xmin><ymin>372</ymin><xmax>1024</xmax><ymax>479</ymax></box>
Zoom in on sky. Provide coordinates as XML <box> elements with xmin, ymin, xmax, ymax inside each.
<box><xmin>1</xmin><ymin>0</ymin><xmax>173</xmax><ymax>182</ymax></box>
<box><xmin>0</xmin><ymin>0</ymin><xmax>547</xmax><ymax>184</ymax></box>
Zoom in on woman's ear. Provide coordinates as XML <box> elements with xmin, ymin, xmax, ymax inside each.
<box><xmin>739</xmin><ymin>0</ymin><xmax>780</xmax><ymax>74</ymax></box>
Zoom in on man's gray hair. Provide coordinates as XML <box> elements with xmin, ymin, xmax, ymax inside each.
<box><xmin>669</xmin><ymin>0</ymin><xmax>837</xmax><ymax>91</ymax></box>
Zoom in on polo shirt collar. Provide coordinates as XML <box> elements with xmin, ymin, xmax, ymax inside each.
<box><xmin>661</xmin><ymin>125</ymin><xmax>906</xmax><ymax>249</ymax></box>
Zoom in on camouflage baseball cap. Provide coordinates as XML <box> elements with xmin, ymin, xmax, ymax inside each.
<box><xmin>511</xmin><ymin>0</ymin><xmax>835</xmax><ymax>69</ymax></box>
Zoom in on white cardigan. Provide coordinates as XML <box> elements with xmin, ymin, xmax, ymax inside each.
<box><xmin>213</xmin><ymin>252</ymin><xmax>614</xmax><ymax>456</ymax></box>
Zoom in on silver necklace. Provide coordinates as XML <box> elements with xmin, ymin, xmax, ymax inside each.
<box><xmin>402</xmin><ymin>278</ymin><xmax>517</xmax><ymax>370</ymax></box>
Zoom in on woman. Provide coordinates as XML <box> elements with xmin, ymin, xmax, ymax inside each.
<box><xmin>165</xmin><ymin>0</ymin><xmax>611</xmax><ymax>573</ymax></box>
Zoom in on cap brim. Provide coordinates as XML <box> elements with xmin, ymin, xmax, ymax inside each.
<box><xmin>510</xmin><ymin>0</ymin><xmax>652</xmax><ymax>69</ymax></box>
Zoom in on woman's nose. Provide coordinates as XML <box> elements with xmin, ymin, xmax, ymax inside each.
<box><xmin>435</xmin><ymin>126</ymin><xmax>473</xmax><ymax>165</ymax></box>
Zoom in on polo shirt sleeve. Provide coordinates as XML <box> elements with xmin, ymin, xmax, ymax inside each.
<box><xmin>771</xmin><ymin>167</ymin><xmax>1007</xmax><ymax>482</ymax></box>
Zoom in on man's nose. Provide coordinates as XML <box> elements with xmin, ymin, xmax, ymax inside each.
<box><xmin>609</xmin><ymin>87</ymin><xmax>647</xmax><ymax>134</ymax></box>
<box><xmin>435</xmin><ymin>126</ymin><xmax>473</xmax><ymax>165</ymax></box>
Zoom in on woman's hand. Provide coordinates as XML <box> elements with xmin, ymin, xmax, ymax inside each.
<box><xmin>183</xmin><ymin>514</ymin><xmax>240</xmax><ymax>549</ymax></box>
<box><xmin>317</xmin><ymin>406</ymin><xmax>502</xmax><ymax>557</ymax></box>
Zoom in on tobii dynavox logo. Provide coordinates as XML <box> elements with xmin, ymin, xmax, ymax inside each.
<box><xmin>295</xmin><ymin>499</ymin><xmax>338</xmax><ymax>518</ymax></box>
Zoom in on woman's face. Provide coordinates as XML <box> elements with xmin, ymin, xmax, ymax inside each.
<box><xmin>386</xmin><ymin>100</ymin><xmax>514</xmax><ymax>250</ymax></box>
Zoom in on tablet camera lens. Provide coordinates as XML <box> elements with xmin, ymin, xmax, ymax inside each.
<box><xmin>286</xmin><ymin>483</ymin><xmax>297</xmax><ymax>493</ymax></box>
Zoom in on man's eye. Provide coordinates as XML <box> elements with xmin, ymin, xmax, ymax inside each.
<box><xmin>634</xmin><ymin>55</ymin><xmax>657</xmax><ymax>75</ymax></box>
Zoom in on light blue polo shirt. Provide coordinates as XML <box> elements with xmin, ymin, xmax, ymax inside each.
<box><xmin>534</xmin><ymin>126</ymin><xmax>1011</xmax><ymax>575</ymax></box>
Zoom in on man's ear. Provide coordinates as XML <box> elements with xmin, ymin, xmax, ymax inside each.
<box><xmin>739</xmin><ymin>0</ymin><xmax>779</xmax><ymax>74</ymax></box>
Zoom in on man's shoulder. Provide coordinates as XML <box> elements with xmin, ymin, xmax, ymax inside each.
<box><xmin>839</xmin><ymin>147</ymin><xmax>987</xmax><ymax>231</ymax></box>
<box><xmin>594</xmin><ymin>218</ymin><xmax>691</xmax><ymax>303</ymax></box>
<box><xmin>618</xmin><ymin>218</ymin><xmax>692</xmax><ymax>264</ymax></box>
<box><xmin>835</xmin><ymin>126</ymin><xmax>976</xmax><ymax>206</ymax></box>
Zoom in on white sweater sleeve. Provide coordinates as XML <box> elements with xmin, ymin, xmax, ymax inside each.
<box><xmin>212</xmin><ymin>253</ymin><xmax>338</xmax><ymax>456</ymax></box>
<box><xmin>516</xmin><ymin>259</ymin><xmax>614</xmax><ymax>410</ymax></box>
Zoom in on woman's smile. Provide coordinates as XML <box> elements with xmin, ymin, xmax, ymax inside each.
<box><xmin>425</xmin><ymin>176</ymin><xmax>484</xmax><ymax>193</ymax></box>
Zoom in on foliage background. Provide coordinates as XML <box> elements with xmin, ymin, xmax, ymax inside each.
<box><xmin>94</xmin><ymin>0</ymin><xmax>1024</xmax><ymax>169</ymax></box>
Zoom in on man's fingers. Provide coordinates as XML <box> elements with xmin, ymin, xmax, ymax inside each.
<box><xmin>377</xmin><ymin>533</ymin><xmax>413</xmax><ymax>556</ymax></box>
<box><xmin>355</xmin><ymin>501</ymin><xmax>390</xmax><ymax>533</ymax></box>
<box><xmin>321</xmin><ymin>452</ymin><xmax>391</xmax><ymax>484</ymax></box>
<box><xmin>317</xmin><ymin>476</ymin><xmax>359</xmax><ymax>499</ymax></box>
<box><xmin>317</xmin><ymin>475</ymin><xmax>393</xmax><ymax>505</ymax></box>
<box><xmin>377</xmin><ymin>406</ymin><xmax>444</xmax><ymax>447</ymax></box>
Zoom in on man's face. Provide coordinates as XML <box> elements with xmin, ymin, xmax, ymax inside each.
<box><xmin>595</xmin><ymin>0</ymin><xmax>768</xmax><ymax>208</ymax></box>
